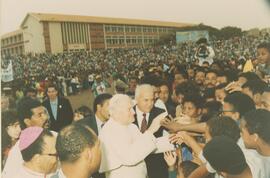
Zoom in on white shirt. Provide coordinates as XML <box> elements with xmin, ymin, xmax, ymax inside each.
<box><xmin>198</xmin><ymin>46</ymin><xmax>215</xmax><ymax>66</ymax></box>
<box><xmin>88</xmin><ymin>74</ymin><xmax>94</xmax><ymax>82</ymax></box>
<box><xmin>2</xmin><ymin>141</ymin><xmax>23</xmax><ymax>178</ymax></box>
<box><xmin>51</xmin><ymin>169</ymin><xmax>66</xmax><ymax>178</ymax></box>
<box><xmin>12</xmin><ymin>165</ymin><xmax>54</xmax><ymax>178</ymax></box>
<box><xmin>136</xmin><ymin>106</ymin><xmax>150</xmax><ymax>130</ymax></box>
<box><xmin>154</xmin><ymin>99</ymin><xmax>168</xmax><ymax>114</ymax></box>
<box><xmin>136</xmin><ymin>105</ymin><xmax>169</xmax><ymax>136</ymax></box>
<box><xmin>50</xmin><ymin>168</ymin><xmax>93</xmax><ymax>178</ymax></box>
<box><xmin>200</xmin><ymin>138</ymin><xmax>270</xmax><ymax>178</ymax></box>
<box><xmin>238</xmin><ymin>138</ymin><xmax>270</xmax><ymax>178</ymax></box>
<box><xmin>95</xmin><ymin>114</ymin><xmax>105</xmax><ymax>134</ymax></box>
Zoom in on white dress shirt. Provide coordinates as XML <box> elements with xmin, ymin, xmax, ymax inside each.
<box><xmin>136</xmin><ymin>106</ymin><xmax>150</xmax><ymax>130</ymax></box>
<box><xmin>95</xmin><ymin>115</ymin><xmax>105</xmax><ymax>134</ymax></box>
<box><xmin>136</xmin><ymin>105</ymin><xmax>169</xmax><ymax>136</ymax></box>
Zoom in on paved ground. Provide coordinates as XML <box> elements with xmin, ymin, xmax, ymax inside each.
<box><xmin>66</xmin><ymin>89</ymin><xmax>93</xmax><ymax>110</ymax></box>
<box><xmin>66</xmin><ymin>87</ymin><xmax>114</xmax><ymax>111</ymax></box>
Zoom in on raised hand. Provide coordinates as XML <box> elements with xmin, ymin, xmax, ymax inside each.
<box><xmin>148</xmin><ymin>112</ymin><xmax>167</xmax><ymax>134</ymax></box>
<box><xmin>164</xmin><ymin>151</ymin><xmax>177</xmax><ymax>169</ymax></box>
<box><xmin>225</xmin><ymin>81</ymin><xmax>242</xmax><ymax>93</ymax></box>
<box><xmin>161</xmin><ymin>119</ymin><xmax>183</xmax><ymax>133</ymax></box>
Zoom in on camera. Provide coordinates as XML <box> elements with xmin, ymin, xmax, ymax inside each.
<box><xmin>197</xmin><ymin>44</ymin><xmax>208</xmax><ymax>58</ymax></box>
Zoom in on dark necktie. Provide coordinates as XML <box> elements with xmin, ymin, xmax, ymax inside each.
<box><xmin>140</xmin><ymin>113</ymin><xmax>148</xmax><ymax>133</ymax></box>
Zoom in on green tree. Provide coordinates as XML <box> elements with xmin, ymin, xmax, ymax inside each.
<box><xmin>219</xmin><ymin>26</ymin><xmax>243</xmax><ymax>39</ymax></box>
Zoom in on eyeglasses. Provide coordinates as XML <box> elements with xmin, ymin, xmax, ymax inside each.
<box><xmin>41</xmin><ymin>153</ymin><xmax>58</xmax><ymax>157</ymax></box>
<box><xmin>218</xmin><ymin>109</ymin><xmax>236</xmax><ymax>116</ymax></box>
<box><xmin>220</xmin><ymin>110</ymin><xmax>235</xmax><ymax>113</ymax></box>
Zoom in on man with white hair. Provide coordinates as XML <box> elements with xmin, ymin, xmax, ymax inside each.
<box><xmin>99</xmin><ymin>94</ymin><xmax>167</xmax><ymax>178</ymax></box>
<box><xmin>133</xmin><ymin>84</ymin><xmax>169</xmax><ymax>178</ymax></box>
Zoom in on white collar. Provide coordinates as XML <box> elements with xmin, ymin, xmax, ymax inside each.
<box><xmin>108</xmin><ymin>118</ymin><xmax>129</xmax><ymax>129</ymax></box>
<box><xmin>50</xmin><ymin>98</ymin><xmax>58</xmax><ymax>104</ymax></box>
<box><xmin>58</xmin><ymin>168</ymin><xmax>67</xmax><ymax>178</ymax></box>
<box><xmin>22</xmin><ymin>165</ymin><xmax>48</xmax><ymax>177</ymax></box>
<box><xmin>95</xmin><ymin>114</ymin><xmax>105</xmax><ymax>125</ymax></box>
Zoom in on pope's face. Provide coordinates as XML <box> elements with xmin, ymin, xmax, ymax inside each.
<box><xmin>116</xmin><ymin>98</ymin><xmax>135</xmax><ymax>125</ymax></box>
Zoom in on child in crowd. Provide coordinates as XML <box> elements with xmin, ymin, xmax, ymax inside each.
<box><xmin>257</xmin><ymin>42</ymin><xmax>270</xmax><ymax>76</ymax></box>
<box><xmin>175</xmin><ymin>94</ymin><xmax>204</xmax><ymax>124</ymax></box>
<box><xmin>1</xmin><ymin>110</ymin><xmax>21</xmax><ymax>168</ymax></box>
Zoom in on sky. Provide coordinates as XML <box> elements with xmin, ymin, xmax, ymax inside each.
<box><xmin>1</xmin><ymin>0</ymin><xmax>270</xmax><ymax>35</ymax></box>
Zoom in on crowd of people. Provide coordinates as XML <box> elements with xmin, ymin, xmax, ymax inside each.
<box><xmin>1</xmin><ymin>33</ymin><xmax>269</xmax><ymax>98</ymax></box>
<box><xmin>1</xmin><ymin>32</ymin><xmax>270</xmax><ymax>178</ymax></box>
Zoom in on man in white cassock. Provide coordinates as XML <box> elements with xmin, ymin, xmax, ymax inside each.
<box><xmin>99</xmin><ymin>94</ymin><xmax>171</xmax><ymax>178</ymax></box>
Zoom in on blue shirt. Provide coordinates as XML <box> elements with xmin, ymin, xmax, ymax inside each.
<box><xmin>50</xmin><ymin>99</ymin><xmax>58</xmax><ymax>120</ymax></box>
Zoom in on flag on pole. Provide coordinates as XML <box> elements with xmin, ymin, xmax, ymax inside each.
<box><xmin>1</xmin><ymin>60</ymin><xmax>14</xmax><ymax>82</ymax></box>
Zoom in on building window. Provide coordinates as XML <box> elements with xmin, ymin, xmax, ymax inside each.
<box><xmin>19</xmin><ymin>46</ymin><xmax>22</xmax><ymax>54</ymax></box>
<box><xmin>131</xmin><ymin>38</ymin><xmax>136</xmax><ymax>44</ymax></box>
<box><xmin>130</xmin><ymin>26</ymin><xmax>136</xmax><ymax>33</ymax></box>
<box><xmin>137</xmin><ymin>36</ymin><xmax>142</xmax><ymax>43</ymax></box>
<box><xmin>125</xmin><ymin>26</ymin><xmax>130</xmax><ymax>32</ymax></box>
<box><xmin>119</xmin><ymin>36</ymin><xmax>124</xmax><ymax>44</ymax></box>
<box><xmin>126</xmin><ymin>36</ymin><xmax>131</xmax><ymax>44</ymax></box>
<box><xmin>18</xmin><ymin>35</ymin><xmax>22</xmax><ymax>42</ymax></box>
<box><xmin>143</xmin><ymin>27</ymin><xmax>148</xmax><ymax>32</ymax></box>
<box><xmin>106</xmin><ymin>38</ymin><xmax>112</xmax><ymax>44</ymax></box>
<box><xmin>144</xmin><ymin>38</ymin><xmax>148</xmax><ymax>44</ymax></box>
<box><xmin>105</xmin><ymin>25</ymin><xmax>111</xmax><ymax>32</ymax></box>
<box><xmin>118</xmin><ymin>26</ymin><xmax>124</xmax><ymax>32</ymax></box>
<box><xmin>112</xmin><ymin>38</ymin><xmax>118</xmax><ymax>44</ymax></box>
<box><xmin>112</xmin><ymin>26</ymin><xmax>117</xmax><ymax>32</ymax></box>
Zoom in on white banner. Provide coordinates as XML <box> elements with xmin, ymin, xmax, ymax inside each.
<box><xmin>1</xmin><ymin>60</ymin><xmax>14</xmax><ymax>82</ymax></box>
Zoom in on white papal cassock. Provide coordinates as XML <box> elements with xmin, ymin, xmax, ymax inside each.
<box><xmin>99</xmin><ymin>118</ymin><xmax>157</xmax><ymax>178</ymax></box>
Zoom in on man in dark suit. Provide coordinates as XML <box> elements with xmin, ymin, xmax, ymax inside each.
<box><xmin>133</xmin><ymin>84</ymin><xmax>168</xmax><ymax>178</ymax></box>
<box><xmin>43</xmin><ymin>84</ymin><xmax>74</xmax><ymax>132</ymax></box>
<box><xmin>77</xmin><ymin>93</ymin><xmax>112</xmax><ymax>178</ymax></box>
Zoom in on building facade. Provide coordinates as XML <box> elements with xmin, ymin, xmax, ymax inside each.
<box><xmin>1</xmin><ymin>30</ymin><xmax>25</xmax><ymax>57</ymax></box>
<box><xmin>1</xmin><ymin>13</ymin><xmax>194</xmax><ymax>56</ymax></box>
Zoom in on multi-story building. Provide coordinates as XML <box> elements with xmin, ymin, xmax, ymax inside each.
<box><xmin>1</xmin><ymin>13</ymin><xmax>194</xmax><ymax>56</ymax></box>
<box><xmin>1</xmin><ymin>30</ymin><xmax>25</xmax><ymax>57</ymax></box>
